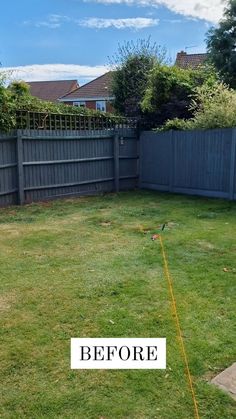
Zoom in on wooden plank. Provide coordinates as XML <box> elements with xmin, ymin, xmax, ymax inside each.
<box><xmin>229</xmin><ymin>129</ymin><xmax>236</xmax><ymax>200</ymax></box>
<box><xmin>0</xmin><ymin>136</ymin><xmax>16</xmax><ymax>142</ymax></box>
<box><xmin>0</xmin><ymin>163</ymin><xmax>17</xmax><ymax>169</ymax></box>
<box><xmin>114</xmin><ymin>133</ymin><xmax>120</xmax><ymax>193</ymax></box>
<box><xmin>0</xmin><ymin>188</ymin><xmax>18</xmax><ymax>197</ymax></box>
<box><xmin>120</xmin><ymin>175</ymin><xmax>138</xmax><ymax>180</ymax></box>
<box><xmin>21</xmin><ymin>134</ymin><xmax>114</xmax><ymax>140</ymax></box>
<box><xmin>169</xmin><ymin>130</ymin><xmax>175</xmax><ymax>192</ymax></box>
<box><xmin>16</xmin><ymin>134</ymin><xmax>24</xmax><ymax>205</ymax></box>
<box><xmin>140</xmin><ymin>182</ymin><xmax>169</xmax><ymax>192</ymax></box>
<box><xmin>172</xmin><ymin>187</ymin><xmax>229</xmax><ymax>199</ymax></box>
<box><xmin>23</xmin><ymin>156</ymin><xmax>114</xmax><ymax>166</ymax></box>
<box><xmin>24</xmin><ymin>177</ymin><xmax>115</xmax><ymax>191</ymax></box>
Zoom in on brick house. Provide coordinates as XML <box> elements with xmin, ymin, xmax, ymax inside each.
<box><xmin>175</xmin><ymin>51</ymin><xmax>208</xmax><ymax>69</ymax></box>
<box><xmin>59</xmin><ymin>72</ymin><xmax>115</xmax><ymax>113</ymax></box>
<box><xmin>27</xmin><ymin>80</ymin><xmax>79</xmax><ymax>103</ymax></box>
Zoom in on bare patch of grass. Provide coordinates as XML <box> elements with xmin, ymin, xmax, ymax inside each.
<box><xmin>0</xmin><ymin>292</ymin><xmax>16</xmax><ymax>312</ymax></box>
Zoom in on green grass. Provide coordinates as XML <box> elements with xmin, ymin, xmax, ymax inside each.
<box><xmin>0</xmin><ymin>191</ymin><xmax>235</xmax><ymax>419</ymax></box>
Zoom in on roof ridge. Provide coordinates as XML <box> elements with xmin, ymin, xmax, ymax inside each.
<box><xmin>60</xmin><ymin>72</ymin><xmax>112</xmax><ymax>100</ymax></box>
<box><xmin>184</xmin><ymin>53</ymin><xmax>207</xmax><ymax>56</ymax></box>
<box><xmin>27</xmin><ymin>79</ymin><xmax>78</xmax><ymax>83</ymax></box>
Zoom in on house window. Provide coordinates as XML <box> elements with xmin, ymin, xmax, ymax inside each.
<box><xmin>96</xmin><ymin>100</ymin><xmax>106</xmax><ymax>112</ymax></box>
<box><xmin>73</xmin><ymin>101</ymin><xmax>86</xmax><ymax>108</ymax></box>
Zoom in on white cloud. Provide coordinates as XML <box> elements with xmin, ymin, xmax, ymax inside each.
<box><xmin>35</xmin><ymin>22</ymin><xmax>61</xmax><ymax>29</ymax></box>
<box><xmin>78</xmin><ymin>17</ymin><xmax>159</xmax><ymax>29</ymax></box>
<box><xmin>0</xmin><ymin>64</ymin><xmax>109</xmax><ymax>83</ymax></box>
<box><xmin>23</xmin><ymin>14</ymin><xmax>71</xmax><ymax>29</ymax></box>
<box><xmin>24</xmin><ymin>14</ymin><xmax>159</xmax><ymax>31</ymax></box>
<box><xmin>84</xmin><ymin>0</ymin><xmax>226</xmax><ymax>24</ymax></box>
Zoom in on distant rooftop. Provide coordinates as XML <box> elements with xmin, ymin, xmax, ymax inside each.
<box><xmin>27</xmin><ymin>80</ymin><xmax>79</xmax><ymax>103</ymax></box>
<box><xmin>175</xmin><ymin>51</ymin><xmax>208</xmax><ymax>69</ymax></box>
<box><xmin>61</xmin><ymin>72</ymin><xmax>114</xmax><ymax>101</ymax></box>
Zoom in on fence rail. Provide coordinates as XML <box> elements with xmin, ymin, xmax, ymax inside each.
<box><xmin>16</xmin><ymin>110</ymin><xmax>137</xmax><ymax>131</ymax></box>
<box><xmin>0</xmin><ymin>128</ymin><xmax>138</xmax><ymax>206</ymax></box>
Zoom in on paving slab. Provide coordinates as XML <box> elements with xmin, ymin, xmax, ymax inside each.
<box><xmin>211</xmin><ymin>363</ymin><xmax>236</xmax><ymax>400</ymax></box>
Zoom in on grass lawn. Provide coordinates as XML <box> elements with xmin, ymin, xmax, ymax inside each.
<box><xmin>0</xmin><ymin>191</ymin><xmax>235</xmax><ymax>419</ymax></box>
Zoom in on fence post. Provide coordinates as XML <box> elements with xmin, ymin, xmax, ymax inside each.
<box><xmin>17</xmin><ymin>132</ymin><xmax>24</xmax><ymax>205</ymax></box>
<box><xmin>114</xmin><ymin>132</ymin><xmax>120</xmax><ymax>193</ymax></box>
<box><xmin>229</xmin><ymin>128</ymin><xmax>236</xmax><ymax>200</ymax></box>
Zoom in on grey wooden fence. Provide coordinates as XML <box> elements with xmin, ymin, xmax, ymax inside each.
<box><xmin>140</xmin><ymin>128</ymin><xmax>236</xmax><ymax>200</ymax></box>
<box><xmin>0</xmin><ymin>128</ymin><xmax>138</xmax><ymax>206</ymax></box>
<box><xmin>2</xmin><ymin>127</ymin><xmax>236</xmax><ymax>207</ymax></box>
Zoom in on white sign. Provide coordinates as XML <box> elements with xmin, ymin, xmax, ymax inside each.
<box><xmin>71</xmin><ymin>338</ymin><xmax>166</xmax><ymax>370</ymax></box>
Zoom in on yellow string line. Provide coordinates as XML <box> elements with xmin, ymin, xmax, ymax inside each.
<box><xmin>159</xmin><ymin>234</ymin><xmax>200</xmax><ymax>419</ymax></box>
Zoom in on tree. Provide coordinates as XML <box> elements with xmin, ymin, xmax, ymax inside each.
<box><xmin>8</xmin><ymin>80</ymin><xmax>30</xmax><ymax>97</ymax></box>
<box><xmin>141</xmin><ymin>64</ymin><xmax>217</xmax><ymax>126</ymax></box>
<box><xmin>160</xmin><ymin>81</ymin><xmax>236</xmax><ymax>131</ymax></box>
<box><xmin>207</xmin><ymin>0</ymin><xmax>236</xmax><ymax>88</ymax></box>
<box><xmin>110</xmin><ymin>38</ymin><xmax>166</xmax><ymax>116</ymax></box>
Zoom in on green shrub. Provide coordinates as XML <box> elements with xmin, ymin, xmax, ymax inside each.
<box><xmin>160</xmin><ymin>81</ymin><xmax>236</xmax><ymax>131</ymax></box>
<box><xmin>157</xmin><ymin>118</ymin><xmax>190</xmax><ymax>132</ymax></box>
<box><xmin>188</xmin><ymin>81</ymin><xmax>236</xmax><ymax>129</ymax></box>
<box><xmin>141</xmin><ymin>65</ymin><xmax>194</xmax><ymax>113</ymax></box>
<box><xmin>141</xmin><ymin>64</ymin><xmax>217</xmax><ymax>127</ymax></box>
<box><xmin>0</xmin><ymin>78</ymin><xmax>113</xmax><ymax>132</ymax></box>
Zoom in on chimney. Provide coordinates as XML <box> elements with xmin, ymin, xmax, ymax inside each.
<box><xmin>178</xmin><ymin>51</ymin><xmax>187</xmax><ymax>56</ymax></box>
<box><xmin>175</xmin><ymin>51</ymin><xmax>187</xmax><ymax>67</ymax></box>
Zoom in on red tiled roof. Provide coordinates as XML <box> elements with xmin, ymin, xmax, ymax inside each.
<box><xmin>61</xmin><ymin>72</ymin><xmax>114</xmax><ymax>101</ymax></box>
<box><xmin>175</xmin><ymin>51</ymin><xmax>208</xmax><ymax>69</ymax></box>
<box><xmin>27</xmin><ymin>80</ymin><xmax>79</xmax><ymax>103</ymax></box>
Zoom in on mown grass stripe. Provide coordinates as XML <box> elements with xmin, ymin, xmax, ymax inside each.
<box><xmin>159</xmin><ymin>235</ymin><xmax>200</xmax><ymax>419</ymax></box>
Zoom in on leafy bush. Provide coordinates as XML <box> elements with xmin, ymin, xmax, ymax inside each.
<box><xmin>160</xmin><ymin>81</ymin><xmax>236</xmax><ymax>131</ymax></box>
<box><xmin>0</xmin><ymin>79</ymin><xmax>110</xmax><ymax>132</ymax></box>
<box><xmin>9</xmin><ymin>80</ymin><xmax>30</xmax><ymax>97</ymax></box>
<box><xmin>188</xmin><ymin>82</ymin><xmax>236</xmax><ymax>129</ymax></box>
<box><xmin>142</xmin><ymin>65</ymin><xmax>193</xmax><ymax>112</ymax></box>
<box><xmin>0</xmin><ymin>74</ymin><xmax>15</xmax><ymax>131</ymax></box>
<box><xmin>141</xmin><ymin>64</ymin><xmax>217</xmax><ymax>126</ymax></box>
<box><xmin>157</xmin><ymin>118</ymin><xmax>190</xmax><ymax>132</ymax></box>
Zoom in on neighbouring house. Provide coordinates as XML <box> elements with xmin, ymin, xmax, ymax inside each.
<box><xmin>27</xmin><ymin>80</ymin><xmax>79</xmax><ymax>103</ymax></box>
<box><xmin>175</xmin><ymin>51</ymin><xmax>208</xmax><ymax>69</ymax></box>
<box><xmin>59</xmin><ymin>72</ymin><xmax>115</xmax><ymax>113</ymax></box>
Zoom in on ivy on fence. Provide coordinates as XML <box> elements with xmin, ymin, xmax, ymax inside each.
<box><xmin>16</xmin><ymin>110</ymin><xmax>137</xmax><ymax>131</ymax></box>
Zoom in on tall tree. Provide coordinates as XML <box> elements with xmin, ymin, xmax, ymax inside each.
<box><xmin>141</xmin><ymin>64</ymin><xmax>217</xmax><ymax>126</ymax></box>
<box><xmin>207</xmin><ymin>0</ymin><xmax>236</xmax><ymax>88</ymax></box>
<box><xmin>110</xmin><ymin>38</ymin><xmax>166</xmax><ymax>117</ymax></box>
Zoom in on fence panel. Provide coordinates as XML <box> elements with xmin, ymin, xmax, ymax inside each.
<box><xmin>140</xmin><ymin>128</ymin><xmax>236</xmax><ymax>200</ymax></box>
<box><xmin>139</xmin><ymin>131</ymin><xmax>172</xmax><ymax>191</ymax></box>
<box><xmin>0</xmin><ymin>132</ymin><xmax>18</xmax><ymax>206</ymax></box>
<box><xmin>0</xmin><ymin>128</ymin><xmax>138</xmax><ymax>206</ymax></box>
<box><xmin>119</xmin><ymin>129</ymin><xmax>139</xmax><ymax>190</ymax></box>
<box><xmin>173</xmin><ymin>129</ymin><xmax>232</xmax><ymax>198</ymax></box>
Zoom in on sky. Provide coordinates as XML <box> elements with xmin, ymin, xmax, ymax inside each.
<box><xmin>0</xmin><ymin>0</ymin><xmax>226</xmax><ymax>85</ymax></box>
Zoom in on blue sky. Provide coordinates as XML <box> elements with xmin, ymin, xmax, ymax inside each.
<box><xmin>0</xmin><ymin>0</ymin><xmax>225</xmax><ymax>85</ymax></box>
